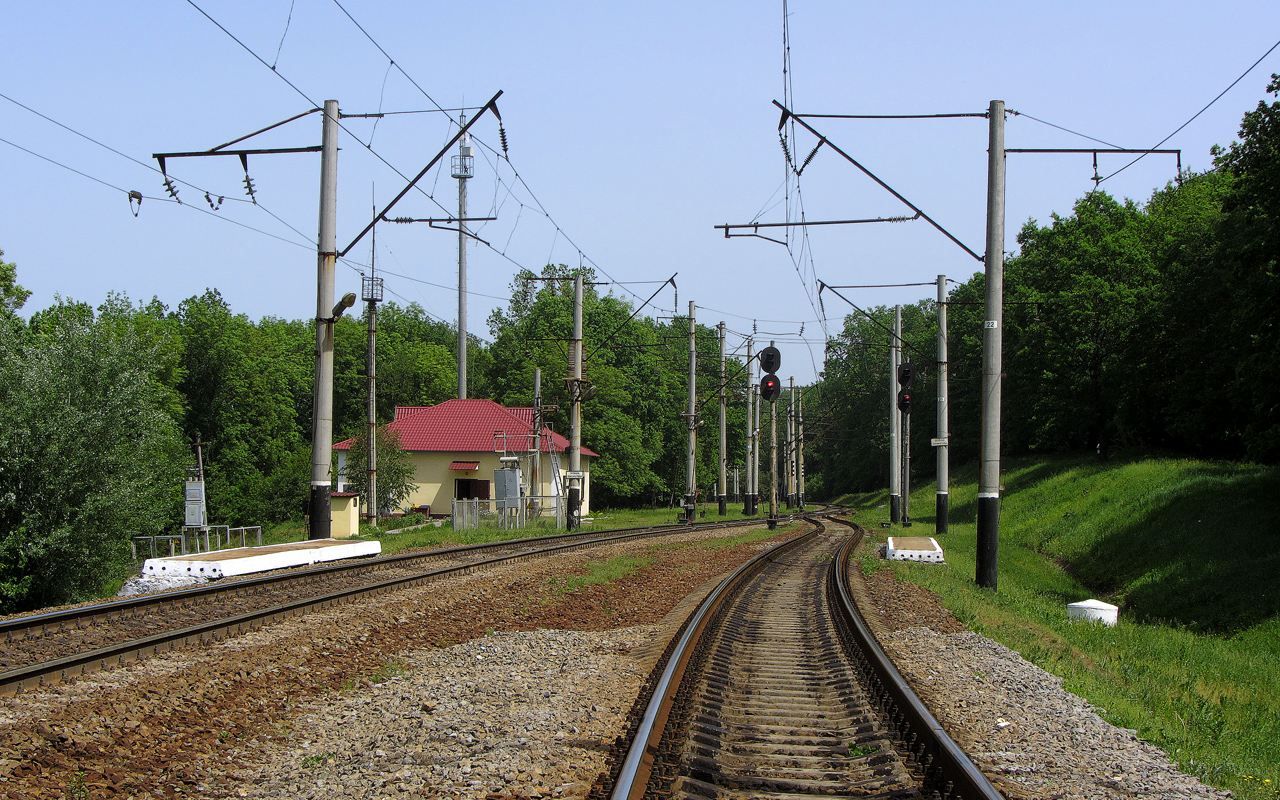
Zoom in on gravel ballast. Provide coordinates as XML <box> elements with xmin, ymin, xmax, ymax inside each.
<box><xmin>851</xmin><ymin>544</ymin><xmax>1231</xmax><ymax>800</ymax></box>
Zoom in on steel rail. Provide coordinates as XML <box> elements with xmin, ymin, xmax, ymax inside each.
<box><xmin>1</xmin><ymin>517</ymin><xmax>773</xmax><ymax>642</ymax></box>
<box><xmin>0</xmin><ymin>516</ymin><xmax>795</xmax><ymax>696</ymax></box>
<box><xmin>604</xmin><ymin>515</ymin><xmax>1004</xmax><ymax>800</ymax></box>
<box><xmin>826</xmin><ymin>517</ymin><xmax>1004</xmax><ymax>799</ymax></box>
<box><xmin>607</xmin><ymin>520</ymin><xmax>824</xmax><ymax>799</ymax></box>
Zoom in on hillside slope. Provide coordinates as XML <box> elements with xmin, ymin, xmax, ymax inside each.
<box><xmin>838</xmin><ymin>454</ymin><xmax>1280</xmax><ymax>800</ymax></box>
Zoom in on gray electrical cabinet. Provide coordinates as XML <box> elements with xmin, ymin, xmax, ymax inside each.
<box><xmin>494</xmin><ymin>468</ymin><xmax>522</xmax><ymax>510</ymax></box>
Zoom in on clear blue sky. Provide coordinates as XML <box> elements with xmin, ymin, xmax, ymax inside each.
<box><xmin>3</xmin><ymin>2</ymin><xmax>1277</xmax><ymax>384</ymax></box>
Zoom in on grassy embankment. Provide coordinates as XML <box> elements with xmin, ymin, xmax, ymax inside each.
<box><xmin>837</xmin><ymin>454</ymin><xmax>1279</xmax><ymax>800</ymax></box>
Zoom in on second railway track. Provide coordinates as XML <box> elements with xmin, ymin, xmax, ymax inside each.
<box><xmin>0</xmin><ymin>515</ymin><xmax>799</xmax><ymax>696</ymax></box>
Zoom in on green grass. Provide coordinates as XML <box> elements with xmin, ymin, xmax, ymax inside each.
<box><xmin>368</xmin><ymin>659</ymin><xmax>408</xmax><ymax>684</ymax></box>
<box><xmin>550</xmin><ymin>554</ymin><xmax>653</xmax><ymax>594</ymax></box>
<box><xmin>836</xmin><ymin>454</ymin><xmax>1280</xmax><ymax>800</ymax></box>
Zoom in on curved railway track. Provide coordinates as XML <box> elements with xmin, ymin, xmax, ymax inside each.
<box><xmin>0</xmin><ymin>515</ymin><xmax>803</xmax><ymax>697</ymax></box>
<box><xmin>597</xmin><ymin>516</ymin><xmax>1003</xmax><ymax>800</ymax></box>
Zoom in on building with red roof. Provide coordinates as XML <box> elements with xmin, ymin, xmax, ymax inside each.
<box><xmin>335</xmin><ymin>399</ymin><xmax>597</xmax><ymax>516</ymax></box>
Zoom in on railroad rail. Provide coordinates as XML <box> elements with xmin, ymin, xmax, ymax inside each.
<box><xmin>0</xmin><ymin>515</ymin><xmax>808</xmax><ymax>697</ymax></box>
<box><xmin>596</xmin><ymin>515</ymin><xmax>1003</xmax><ymax>800</ymax></box>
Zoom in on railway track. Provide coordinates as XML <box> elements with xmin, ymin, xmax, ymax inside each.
<box><xmin>0</xmin><ymin>515</ymin><xmax>801</xmax><ymax>697</ymax></box>
<box><xmin>596</xmin><ymin>516</ymin><xmax>1003</xmax><ymax>800</ymax></box>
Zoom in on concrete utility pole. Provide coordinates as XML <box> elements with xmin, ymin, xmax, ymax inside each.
<box><xmin>364</xmin><ymin>210</ymin><xmax>382</xmax><ymax>527</ymax></box>
<box><xmin>531</xmin><ymin>367</ymin><xmax>542</xmax><ymax>513</ymax></box>
<box><xmin>309</xmin><ymin>99</ymin><xmax>340</xmax><ymax>540</ymax></box>
<box><xmin>888</xmin><ymin>305</ymin><xmax>902</xmax><ymax>525</ymax></box>
<box><xmin>752</xmin><ymin>382</ymin><xmax>762</xmax><ymax>514</ymax></box>
<box><xmin>684</xmin><ymin>301</ymin><xmax>698</xmax><ymax>523</ymax></box>
<box><xmin>902</xmin><ymin>382</ymin><xmax>912</xmax><ymax>527</ymax></box>
<box><xmin>568</xmin><ymin>275</ymin><xmax>584</xmax><ymax>530</ymax></box>
<box><xmin>977</xmin><ymin>100</ymin><xmax>1006</xmax><ymax>589</ymax></box>
<box><xmin>455</xmin><ymin>113</ymin><xmax>473</xmax><ymax>399</ymax></box>
<box><xmin>936</xmin><ymin>274</ymin><xmax>950</xmax><ymax>534</ymax></box>
<box><xmin>717</xmin><ymin>321</ymin><xmax>727</xmax><ymax>516</ymax></box>
<box><xmin>768</xmin><ymin>374</ymin><xmax>779</xmax><ymax>530</ymax></box>
<box><xmin>743</xmin><ymin>336</ymin><xmax>755</xmax><ymax>514</ymax></box>
<box><xmin>797</xmin><ymin>389</ymin><xmax>805</xmax><ymax>509</ymax></box>
<box><xmin>787</xmin><ymin>377</ymin><xmax>796</xmax><ymax>508</ymax></box>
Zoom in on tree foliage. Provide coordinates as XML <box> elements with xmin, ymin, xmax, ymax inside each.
<box><xmin>339</xmin><ymin>426</ymin><xmax>417</xmax><ymax>517</ymax></box>
<box><xmin>809</xmin><ymin>76</ymin><xmax>1280</xmax><ymax>496</ymax></box>
<box><xmin>0</xmin><ymin>295</ymin><xmax>188</xmax><ymax>611</ymax></box>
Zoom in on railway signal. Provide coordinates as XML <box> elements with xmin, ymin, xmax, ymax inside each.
<box><xmin>760</xmin><ymin>373</ymin><xmax>782</xmax><ymax>402</ymax></box>
<box><xmin>897</xmin><ymin>389</ymin><xmax>913</xmax><ymax>413</ymax></box>
<box><xmin>759</xmin><ymin>345</ymin><xmax>781</xmax><ymax>374</ymax></box>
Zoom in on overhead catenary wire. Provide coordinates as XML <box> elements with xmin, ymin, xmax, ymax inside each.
<box><xmin>1098</xmin><ymin>36</ymin><xmax>1280</xmax><ymax>183</ymax></box>
<box><xmin>1006</xmin><ymin>109</ymin><xmax>1123</xmax><ymax>149</ymax></box>
<box><xmin>328</xmin><ymin>0</ymin><xmax>661</xmax><ymax>313</ymax></box>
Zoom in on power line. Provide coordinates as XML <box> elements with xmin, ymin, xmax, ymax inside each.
<box><xmin>0</xmin><ymin>90</ymin><xmax>251</xmax><ymax>204</ymax></box>
<box><xmin>328</xmin><ymin>0</ymin><xmax>663</xmax><ymax>312</ymax></box>
<box><xmin>1007</xmin><ymin>109</ymin><xmax>1122</xmax><ymax>149</ymax></box>
<box><xmin>1099</xmin><ymin>36</ymin><xmax>1280</xmax><ymax>183</ymax></box>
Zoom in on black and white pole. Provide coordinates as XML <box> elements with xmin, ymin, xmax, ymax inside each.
<box><xmin>977</xmin><ymin>100</ymin><xmax>1006</xmax><ymax>589</ymax></box>
<box><xmin>308</xmin><ymin>99</ymin><xmax>340</xmax><ymax>540</ymax></box>
<box><xmin>935</xmin><ymin>274</ymin><xmax>950</xmax><ymax>534</ymax></box>
<box><xmin>888</xmin><ymin>305</ymin><xmax>902</xmax><ymax>524</ymax></box>
<box><xmin>567</xmin><ymin>274</ymin><xmax>584</xmax><ymax>530</ymax></box>
<box><xmin>717</xmin><ymin>321</ymin><xmax>727</xmax><ymax>516</ymax></box>
<box><xmin>685</xmin><ymin>301</ymin><xmax>698</xmax><ymax>523</ymax></box>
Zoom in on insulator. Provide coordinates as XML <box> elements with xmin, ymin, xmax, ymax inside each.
<box><xmin>498</xmin><ymin>124</ymin><xmax>509</xmax><ymax>156</ymax></box>
<box><xmin>204</xmin><ymin>192</ymin><xmax>223</xmax><ymax>211</ymax></box>
<box><xmin>242</xmin><ymin>173</ymin><xmax>258</xmax><ymax>204</ymax></box>
<box><xmin>797</xmin><ymin>141</ymin><xmax>822</xmax><ymax>175</ymax></box>
<box><xmin>779</xmin><ymin>132</ymin><xmax>793</xmax><ymax>170</ymax></box>
<box><xmin>162</xmin><ymin>176</ymin><xmax>181</xmax><ymax>203</ymax></box>
<box><xmin>752</xmin><ymin>319</ymin><xmax>758</xmax><ymax>335</ymax></box>
<box><xmin>799</xmin><ymin>322</ymin><xmax>804</xmax><ymax>336</ymax></box>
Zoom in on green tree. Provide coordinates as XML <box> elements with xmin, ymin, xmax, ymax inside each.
<box><xmin>1213</xmin><ymin>74</ymin><xmax>1280</xmax><ymax>459</ymax></box>
<box><xmin>0</xmin><ymin>297</ymin><xmax>188</xmax><ymax>612</ymax></box>
<box><xmin>339</xmin><ymin>426</ymin><xmax>416</xmax><ymax>517</ymax></box>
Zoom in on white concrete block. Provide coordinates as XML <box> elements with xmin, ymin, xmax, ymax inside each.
<box><xmin>1067</xmin><ymin>598</ymin><xmax>1119</xmax><ymax>626</ymax></box>
<box><xmin>142</xmin><ymin>539</ymin><xmax>381</xmax><ymax>579</ymax></box>
<box><xmin>886</xmin><ymin>536</ymin><xmax>945</xmax><ymax>563</ymax></box>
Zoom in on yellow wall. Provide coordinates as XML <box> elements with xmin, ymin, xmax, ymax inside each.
<box><xmin>403</xmin><ymin>451</ymin><xmax>592</xmax><ymax>516</ymax></box>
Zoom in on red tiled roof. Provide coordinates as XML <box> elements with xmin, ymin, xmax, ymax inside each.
<box><xmin>448</xmin><ymin>461</ymin><xmax>480</xmax><ymax>471</ymax></box>
<box><xmin>335</xmin><ymin>399</ymin><xmax>598</xmax><ymax>457</ymax></box>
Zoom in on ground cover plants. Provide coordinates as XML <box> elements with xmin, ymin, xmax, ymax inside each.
<box><xmin>839</xmin><ymin>454</ymin><xmax>1280</xmax><ymax>799</ymax></box>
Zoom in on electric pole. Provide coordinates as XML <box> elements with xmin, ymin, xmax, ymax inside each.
<box><xmin>936</xmin><ymin>274</ymin><xmax>950</xmax><ymax>534</ymax></box>
<box><xmin>309</xmin><ymin>99</ymin><xmax>340</xmax><ymax>540</ymax></box>
<box><xmin>531</xmin><ymin>367</ymin><xmax>542</xmax><ymax>514</ymax></box>
<box><xmin>568</xmin><ymin>274</ymin><xmax>584</xmax><ymax>530</ymax></box>
<box><xmin>363</xmin><ymin>203</ymin><xmax>383</xmax><ymax>527</ymax></box>
<box><xmin>717</xmin><ymin>321</ymin><xmax>727</xmax><ymax>516</ymax></box>
<box><xmin>454</xmin><ymin>113</ymin><xmax>474</xmax><ymax>399</ymax></box>
<box><xmin>797</xmin><ymin>388</ymin><xmax>805</xmax><ymax>509</ymax></box>
<box><xmin>685</xmin><ymin>301</ymin><xmax>698</xmax><ymax>523</ymax></box>
<box><xmin>902</xmin><ymin>378</ymin><xmax>912</xmax><ymax>527</ymax></box>
<box><xmin>888</xmin><ymin>305</ymin><xmax>902</xmax><ymax>525</ymax></box>
<box><xmin>978</xmin><ymin>100</ymin><xmax>1006</xmax><ymax>589</ymax></box>
<box><xmin>752</xmin><ymin>381</ymin><xmax>762</xmax><ymax>515</ymax></box>
<box><xmin>743</xmin><ymin>336</ymin><xmax>755</xmax><ymax>514</ymax></box>
<box><xmin>768</xmin><ymin>363</ymin><xmax>779</xmax><ymax>530</ymax></box>
<box><xmin>787</xmin><ymin>377</ymin><xmax>796</xmax><ymax>508</ymax></box>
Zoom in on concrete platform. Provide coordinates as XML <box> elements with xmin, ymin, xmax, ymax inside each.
<box><xmin>142</xmin><ymin>538</ymin><xmax>381</xmax><ymax>579</ymax></box>
<box><xmin>886</xmin><ymin>536</ymin><xmax>944</xmax><ymax>564</ymax></box>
